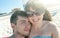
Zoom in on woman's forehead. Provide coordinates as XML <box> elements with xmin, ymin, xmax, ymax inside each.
<box><xmin>28</xmin><ymin>7</ymin><xmax>45</xmax><ymax>13</ymax></box>
<box><xmin>26</xmin><ymin>8</ymin><xmax>45</xmax><ymax>17</ymax></box>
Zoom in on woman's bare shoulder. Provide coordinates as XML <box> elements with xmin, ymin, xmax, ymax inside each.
<box><xmin>43</xmin><ymin>20</ymin><xmax>60</xmax><ymax>38</ymax></box>
<box><xmin>43</xmin><ymin>20</ymin><xmax>57</xmax><ymax>27</ymax></box>
<box><xmin>43</xmin><ymin>20</ymin><xmax>59</xmax><ymax>31</ymax></box>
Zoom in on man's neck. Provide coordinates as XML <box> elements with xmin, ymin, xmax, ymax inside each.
<box><xmin>14</xmin><ymin>32</ymin><xmax>25</xmax><ymax>38</ymax></box>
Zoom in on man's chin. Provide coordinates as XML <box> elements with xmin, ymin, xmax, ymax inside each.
<box><xmin>16</xmin><ymin>31</ymin><xmax>29</xmax><ymax>36</ymax></box>
<box><xmin>22</xmin><ymin>34</ymin><xmax>29</xmax><ymax>36</ymax></box>
<box><xmin>23</xmin><ymin>32</ymin><xmax>29</xmax><ymax>36</ymax></box>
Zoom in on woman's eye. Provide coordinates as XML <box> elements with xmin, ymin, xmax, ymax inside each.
<box><xmin>35</xmin><ymin>13</ymin><xmax>39</xmax><ymax>16</ymax></box>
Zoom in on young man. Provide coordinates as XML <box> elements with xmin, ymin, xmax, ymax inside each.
<box><xmin>9</xmin><ymin>11</ymin><xmax>31</xmax><ymax>38</ymax></box>
<box><xmin>24</xmin><ymin>0</ymin><xmax>60</xmax><ymax>38</ymax></box>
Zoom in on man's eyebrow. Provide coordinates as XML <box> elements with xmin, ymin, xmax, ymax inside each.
<box><xmin>20</xmin><ymin>20</ymin><xmax>26</xmax><ymax>22</ymax></box>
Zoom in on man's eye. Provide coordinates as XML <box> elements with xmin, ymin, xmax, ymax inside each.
<box><xmin>21</xmin><ymin>21</ymin><xmax>26</xmax><ymax>24</ymax></box>
<box><xmin>20</xmin><ymin>22</ymin><xmax>26</xmax><ymax>26</ymax></box>
<box><xmin>27</xmin><ymin>13</ymin><xmax>33</xmax><ymax>17</ymax></box>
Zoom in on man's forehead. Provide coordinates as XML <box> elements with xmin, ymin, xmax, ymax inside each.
<box><xmin>17</xmin><ymin>16</ymin><xmax>27</xmax><ymax>20</ymax></box>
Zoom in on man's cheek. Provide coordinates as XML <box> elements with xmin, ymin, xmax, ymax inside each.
<box><xmin>24</xmin><ymin>26</ymin><xmax>30</xmax><ymax>31</ymax></box>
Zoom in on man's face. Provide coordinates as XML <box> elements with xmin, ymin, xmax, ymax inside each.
<box><xmin>12</xmin><ymin>16</ymin><xmax>31</xmax><ymax>36</ymax></box>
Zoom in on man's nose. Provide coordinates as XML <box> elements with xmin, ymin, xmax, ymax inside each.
<box><xmin>25</xmin><ymin>24</ymin><xmax>31</xmax><ymax>30</ymax></box>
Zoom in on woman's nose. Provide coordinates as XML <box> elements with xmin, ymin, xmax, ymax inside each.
<box><xmin>32</xmin><ymin>15</ymin><xmax>38</xmax><ymax>22</ymax></box>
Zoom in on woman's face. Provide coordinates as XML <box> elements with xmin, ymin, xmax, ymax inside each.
<box><xmin>27</xmin><ymin>7</ymin><xmax>44</xmax><ymax>25</ymax></box>
<box><xmin>28</xmin><ymin>13</ymin><xmax>44</xmax><ymax>25</ymax></box>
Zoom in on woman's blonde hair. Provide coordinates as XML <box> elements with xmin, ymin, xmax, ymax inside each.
<box><xmin>24</xmin><ymin>0</ymin><xmax>52</xmax><ymax>21</ymax></box>
<box><xmin>43</xmin><ymin>9</ymin><xmax>52</xmax><ymax>21</ymax></box>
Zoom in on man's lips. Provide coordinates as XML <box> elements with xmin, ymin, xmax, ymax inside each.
<box><xmin>24</xmin><ymin>27</ymin><xmax>30</xmax><ymax>31</ymax></box>
<box><xmin>24</xmin><ymin>28</ymin><xmax>30</xmax><ymax>31</ymax></box>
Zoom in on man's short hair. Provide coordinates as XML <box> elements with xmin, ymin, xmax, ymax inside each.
<box><xmin>10</xmin><ymin>11</ymin><xmax>27</xmax><ymax>25</ymax></box>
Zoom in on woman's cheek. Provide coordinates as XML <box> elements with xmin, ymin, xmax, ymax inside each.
<box><xmin>28</xmin><ymin>17</ymin><xmax>34</xmax><ymax>24</ymax></box>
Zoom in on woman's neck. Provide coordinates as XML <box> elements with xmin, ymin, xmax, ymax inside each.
<box><xmin>32</xmin><ymin>20</ymin><xmax>43</xmax><ymax>29</ymax></box>
<box><xmin>31</xmin><ymin>21</ymin><xmax>43</xmax><ymax>34</ymax></box>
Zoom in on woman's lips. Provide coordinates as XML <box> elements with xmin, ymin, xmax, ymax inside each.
<box><xmin>33</xmin><ymin>19</ymin><xmax>38</xmax><ymax>22</ymax></box>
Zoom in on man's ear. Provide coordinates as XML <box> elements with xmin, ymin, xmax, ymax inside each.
<box><xmin>11</xmin><ymin>23</ymin><xmax>16</xmax><ymax>29</ymax></box>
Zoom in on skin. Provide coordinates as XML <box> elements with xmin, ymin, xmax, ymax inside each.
<box><xmin>27</xmin><ymin>7</ymin><xmax>59</xmax><ymax>38</ymax></box>
<box><xmin>11</xmin><ymin>16</ymin><xmax>31</xmax><ymax>38</ymax></box>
